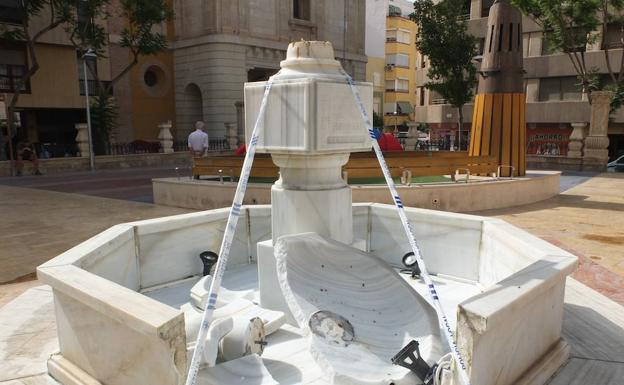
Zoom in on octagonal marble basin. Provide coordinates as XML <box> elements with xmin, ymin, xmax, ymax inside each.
<box><xmin>37</xmin><ymin>203</ymin><xmax>577</xmax><ymax>385</ymax></box>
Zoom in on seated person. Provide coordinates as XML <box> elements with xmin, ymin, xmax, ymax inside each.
<box><xmin>16</xmin><ymin>142</ymin><xmax>42</xmax><ymax>176</ymax></box>
<box><xmin>378</xmin><ymin>131</ymin><xmax>404</xmax><ymax>151</ymax></box>
<box><xmin>234</xmin><ymin>142</ymin><xmax>246</xmax><ymax>156</ymax></box>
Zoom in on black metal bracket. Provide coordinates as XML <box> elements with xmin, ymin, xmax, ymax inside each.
<box><xmin>401</xmin><ymin>252</ymin><xmax>421</xmax><ymax>279</ymax></box>
<box><xmin>199</xmin><ymin>251</ymin><xmax>219</xmax><ymax>276</ymax></box>
<box><xmin>391</xmin><ymin>340</ymin><xmax>436</xmax><ymax>385</ymax></box>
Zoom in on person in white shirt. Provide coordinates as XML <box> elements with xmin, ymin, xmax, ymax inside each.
<box><xmin>187</xmin><ymin>121</ymin><xmax>209</xmax><ymax>157</ymax></box>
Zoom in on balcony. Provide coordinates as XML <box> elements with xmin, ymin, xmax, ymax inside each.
<box><xmin>0</xmin><ymin>73</ymin><xmax>30</xmax><ymax>94</ymax></box>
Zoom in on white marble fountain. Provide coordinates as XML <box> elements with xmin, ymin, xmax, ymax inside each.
<box><xmin>38</xmin><ymin>41</ymin><xmax>577</xmax><ymax>385</ymax></box>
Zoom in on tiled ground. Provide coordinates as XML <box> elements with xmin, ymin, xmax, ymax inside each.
<box><xmin>0</xmin><ymin>184</ymin><xmax>190</xmax><ymax>284</ymax></box>
<box><xmin>0</xmin><ymin>167</ymin><xmax>187</xmax><ymax>203</ymax></box>
<box><xmin>475</xmin><ymin>172</ymin><xmax>624</xmax><ymax>305</ymax></box>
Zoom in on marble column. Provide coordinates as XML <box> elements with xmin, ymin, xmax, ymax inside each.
<box><xmin>75</xmin><ymin>123</ymin><xmax>90</xmax><ymax>158</ymax></box>
<box><xmin>567</xmin><ymin>122</ymin><xmax>587</xmax><ymax>158</ymax></box>
<box><xmin>583</xmin><ymin>91</ymin><xmax>612</xmax><ymax>165</ymax></box>
<box><xmin>158</xmin><ymin>121</ymin><xmax>174</xmax><ymax>153</ymax></box>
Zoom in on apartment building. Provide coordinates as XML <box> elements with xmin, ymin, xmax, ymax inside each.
<box><xmin>172</xmin><ymin>0</ymin><xmax>367</xmax><ymax>141</ymax></box>
<box><xmin>365</xmin><ymin>0</ymin><xmax>418</xmax><ymax>130</ymax></box>
<box><xmin>0</xmin><ymin>5</ymin><xmax>113</xmax><ymax>158</ymax></box>
<box><xmin>0</xmin><ymin>1</ymin><xmax>176</xmax><ymax>158</ymax></box>
<box><xmin>384</xmin><ymin>4</ymin><xmax>418</xmax><ymax>130</ymax></box>
<box><xmin>414</xmin><ymin>0</ymin><xmax>624</xmax><ymax>159</ymax></box>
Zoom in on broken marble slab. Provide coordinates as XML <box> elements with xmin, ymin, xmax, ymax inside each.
<box><xmin>196</xmin><ymin>354</ymin><xmax>278</xmax><ymax>385</ymax></box>
<box><xmin>274</xmin><ymin>232</ymin><xmax>446</xmax><ymax>385</ymax></box>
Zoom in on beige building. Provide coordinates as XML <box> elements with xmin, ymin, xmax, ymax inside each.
<box><xmin>171</xmin><ymin>0</ymin><xmax>368</xmax><ymax>141</ymax></box>
<box><xmin>0</xmin><ymin>1</ymin><xmax>176</xmax><ymax>159</ymax></box>
<box><xmin>414</xmin><ymin>0</ymin><xmax>624</xmax><ymax>160</ymax></box>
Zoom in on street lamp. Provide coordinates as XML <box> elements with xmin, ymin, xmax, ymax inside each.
<box><xmin>82</xmin><ymin>49</ymin><xmax>97</xmax><ymax>171</ymax></box>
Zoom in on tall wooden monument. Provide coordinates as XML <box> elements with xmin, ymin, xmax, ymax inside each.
<box><xmin>469</xmin><ymin>0</ymin><xmax>526</xmax><ymax>177</ymax></box>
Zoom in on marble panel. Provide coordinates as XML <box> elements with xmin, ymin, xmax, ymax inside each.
<box><xmin>369</xmin><ymin>204</ymin><xmax>483</xmax><ymax>281</ymax></box>
<box><xmin>457</xmin><ymin>255</ymin><xmax>576</xmax><ymax>385</ymax></box>
<box><xmin>137</xmin><ymin>213</ymin><xmax>244</xmax><ymax>289</ymax></box>
<box><xmin>0</xmin><ymin>286</ymin><xmax>58</xmax><ymax>382</ymax></box>
<box><xmin>38</xmin><ymin>225</ymin><xmax>134</xmax><ymax>270</ymax></box>
<box><xmin>50</xmin><ymin>286</ymin><xmax>184</xmax><ymax>385</ymax></box>
<box><xmin>478</xmin><ymin>219</ymin><xmax>577</xmax><ymax>287</ymax></box>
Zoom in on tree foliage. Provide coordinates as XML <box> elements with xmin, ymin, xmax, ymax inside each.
<box><xmin>512</xmin><ymin>0</ymin><xmax>624</xmax><ymax>108</ymax></box>
<box><xmin>66</xmin><ymin>0</ymin><xmax>173</xmax><ymax>152</ymax></box>
<box><xmin>410</xmin><ymin>0</ymin><xmax>478</xmax><ymax>141</ymax></box>
<box><xmin>67</xmin><ymin>0</ymin><xmax>173</xmax><ymax>91</ymax></box>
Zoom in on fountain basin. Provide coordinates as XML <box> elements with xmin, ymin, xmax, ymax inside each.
<box><xmin>37</xmin><ymin>203</ymin><xmax>576</xmax><ymax>385</ymax></box>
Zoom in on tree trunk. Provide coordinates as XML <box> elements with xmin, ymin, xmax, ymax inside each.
<box><xmin>457</xmin><ymin>106</ymin><xmax>464</xmax><ymax>151</ymax></box>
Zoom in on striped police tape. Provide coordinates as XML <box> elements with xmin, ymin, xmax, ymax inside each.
<box><xmin>184</xmin><ymin>76</ymin><xmax>276</xmax><ymax>385</ymax></box>
<box><xmin>340</xmin><ymin>68</ymin><xmax>472</xmax><ymax>385</ymax></box>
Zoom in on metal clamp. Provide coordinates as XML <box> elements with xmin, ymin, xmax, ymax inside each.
<box><xmin>497</xmin><ymin>165</ymin><xmax>515</xmax><ymax>179</ymax></box>
<box><xmin>401</xmin><ymin>169</ymin><xmax>412</xmax><ymax>185</ymax></box>
<box><xmin>454</xmin><ymin>168</ymin><xmax>470</xmax><ymax>183</ymax></box>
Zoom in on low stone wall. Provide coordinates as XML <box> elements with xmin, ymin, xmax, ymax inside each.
<box><xmin>153</xmin><ymin>171</ymin><xmax>561</xmax><ymax>213</ymax></box>
<box><xmin>527</xmin><ymin>155</ymin><xmax>606</xmax><ymax>172</ymax></box>
<box><xmin>0</xmin><ymin>152</ymin><xmax>196</xmax><ymax>177</ymax></box>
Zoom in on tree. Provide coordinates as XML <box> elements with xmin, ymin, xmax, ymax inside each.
<box><xmin>65</xmin><ymin>0</ymin><xmax>173</xmax><ymax>152</ymax></box>
<box><xmin>511</xmin><ymin>0</ymin><xmax>624</xmax><ymax>108</ymax></box>
<box><xmin>410</xmin><ymin>0</ymin><xmax>478</xmax><ymax>150</ymax></box>
<box><xmin>0</xmin><ymin>0</ymin><xmax>73</xmax><ymax>164</ymax></box>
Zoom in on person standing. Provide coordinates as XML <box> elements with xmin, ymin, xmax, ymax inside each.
<box><xmin>188</xmin><ymin>121</ymin><xmax>209</xmax><ymax>157</ymax></box>
<box><xmin>15</xmin><ymin>142</ymin><xmax>42</xmax><ymax>176</ymax></box>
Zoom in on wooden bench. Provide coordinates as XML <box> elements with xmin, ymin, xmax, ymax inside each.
<box><xmin>192</xmin><ymin>152</ymin><xmax>498</xmax><ymax>181</ymax></box>
<box><xmin>192</xmin><ymin>154</ymin><xmax>279</xmax><ymax>179</ymax></box>
<box><xmin>345</xmin><ymin>152</ymin><xmax>498</xmax><ymax>180</ymax></box>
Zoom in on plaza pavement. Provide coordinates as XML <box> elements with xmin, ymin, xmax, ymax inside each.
<box><xmin>0</xmin><ymin>168</ymin><xmax>623</xmax><ymax>306</ymax></box>
<box><xmin>0</xmin><ymin>168</ymin><xmax>623</xmax><ymax>385</ymax></box>
<box><xmin>0</xmin><ymin>180</ymin><xmax>190</xmax><ymax>286</ymax></box>
<box><xmin>475</xmin><ymin>172</ymin><xmax>624</xmax><ymax>305</ymax></box>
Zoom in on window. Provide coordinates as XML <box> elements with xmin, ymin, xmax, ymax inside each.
<box><xmin>539</xmin><ymin>77</ymin><xmax>582</xmax><ymax>101</ymax></box>
<box><xmin>429</xmin><ymin>90</ymin><xmax>447</xmax><ymax>105</ymax></box>
<box><xmin>541</xmin><ymin>36</ymin><xmax>560</xmax><ymax>55</ymax></box>
<box><xmin>386</xmin><ymin>53</ymin><xmax>409</xmax><ymax>68</ymax></box>
<box><xmin>603</xmin><ymin>23</ymin><xmax>623</xmax><ymax>49</ymax></box>
<box><xmin>542</xmin><ymin>28</ymin><xmax>588</xmax><ymax>55</ymax></box>
<box><xmin>388</xmin><ymin>4</ymin><xmax>402</xmax><ymax>17</ymax></box>
<box><xmin>373</xmin><ymin>72</ymin><xmax>381</xmax><ymax>87</ymax></box>
<box><xmin>481</xmin><ymin>0</ymin><xmax>494</xmax><ymax>18</ymax></box>
<box><xmin>0</xmin><ymin>44</ymin><xmax>29</xmax><ymax>92</ymax></box>
<box><xmin>384</xmin><ymin>101</ymin><xmax>413</xmax><ymax>115</ymax></box>
<box><xmin>396</xmin><ymin>78</ymin><xmax>409</xmax><ymax>92</ymax></box>
<box><xmin>387</xmin><ymin>29</ymin><xmax>397</xmax><ymax>42</ymax></box>
<box><xmin>387</xmin><ymin>29</ymin><xmax>410</xmax><ymax>44</ymax></box>
<box><xmin>144</xmin><ymin>70</ymin><xmax>158</xmax><ymax>87</ymax></box>
<box><xmin>385</xmin><ymin>78</ymin><xmax>409</xmax><ymax>92</ymax></box>
<box><xmin>293</xmin><ymin>0</ymin><xmax>310</xmax><ymax>21</ymax></box>
<box><xmin>418</xmin><ymin>87</ymin><xmax>425</xmax><ymax>106</ymax></box>
<box><xmin>0</xmin><ymin>0</ymin><xmax>21</xmax><ymax>24</ymax></box>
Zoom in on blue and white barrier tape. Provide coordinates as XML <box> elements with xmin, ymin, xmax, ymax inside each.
<box><xmin>340</xmin><ymin>69</ymin><xmax>472</xmax><ymax>385</ymax></box>
<box><xmin>184</xmin><ymin>77</ymin><xmax>275</xmax><ymax>385</ymax></box>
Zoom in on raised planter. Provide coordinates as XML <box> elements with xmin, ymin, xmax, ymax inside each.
<box><xmin>153</xmin><ymin>171</ymin><xmax>561</xmax><ymax>212</ymax></box>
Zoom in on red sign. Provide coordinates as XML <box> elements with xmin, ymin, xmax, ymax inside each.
<box><xmin>527</xmin><ymin>127</ymin><xmax>572</xmax><ymax>156</ymax></box>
